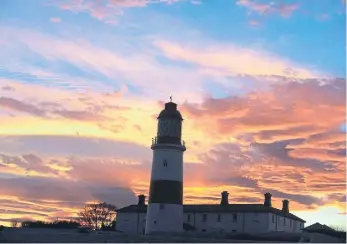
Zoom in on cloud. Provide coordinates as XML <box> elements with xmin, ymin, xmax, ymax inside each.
<box><xmin>0</xmin><ymin>97</ymin><xmax>46</xmax><ymax>117</ymax></box>
<box><xmin>154</xmin><ymin>40</ymin><xmax>322</xmax><ymax>79</ymax></box>
<box><xmin>0</xmin><ymin>176</ymin><xmax>137</xmax><ymax>223</ymax></box>
<box><xmin>0</xmin><ymin>135</ymin><xmax>151</xmax><ymax>159</ymax></box>
<box><xmin>50</xmin><ymin>17</ymin><xmax>62</xmax><ymax>23</ymax></box>
<box><xmin>181</xmin><ymin>78</ymin><xmax>345</xmax><ymax>137</ymax></box>
<box><xmin>0</xmin><ymin>26</ymin><xmax>206</xmax><ymax>103</ymax></box>
<box><xmin>0</xmin><ymin>96</ymin><xmax>112</xmax><ymax>122</ymax></box>
<box><xmin>236</xmin><ymin>0</ymin><xmax>299</xmax><ymax>18</ymax></box>
<box><xmin>1</xmin><ymin>85</ymin><xmax>15</xmax><ymax>91</ymax></box>
<box><xmin>55</xmin><ymin>0</ymin><xmax>195</xmax><ymax>24</ymax></box>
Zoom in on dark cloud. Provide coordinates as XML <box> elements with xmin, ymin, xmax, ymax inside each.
<box><xmin>0</xmin><ymin>135</ymin><xmax>151</xmax><ymax>159</ymax></box>
<box><xmin>0</xmin><ymin>176</ymin><xmax>137</xmax><ymax>210</ymax></box>
<box><xmin>0</xmin><ymin>96</ymin><xmax>117</xmax><ymax>122</ymax></box>
<box><xmin>0</xmin><ymin>209</ymin><xmax>49</xmax><ymax>217</ymax></box>
<box><xmin>209</xmin><ymin>176</ymin><xmax>259</xmax><ymax>189</ymax></box>
<box><xmin>0</xmin><ymin>96</ymin><xmax>46</xmax><ymax>117</ymax></box>
<box><xmin>260</xmin><ymin>189</ymin><xmax>323</xmax><ymax>206</ymax></box>
<box><xmin>232</xmin><ymin>196</ymin><xmax>263</xmax><ymax>203</ymax></box>
<box><xmin>1</xmin><ymin>85</ymin><xmax>15</xmax><ymax>91</ymax></box>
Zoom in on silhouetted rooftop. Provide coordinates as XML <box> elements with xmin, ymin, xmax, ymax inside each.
<box><xmin>157</xmin><ymin>102</ymin><xmax>183</xmax><ymax>120</ymax></box>
<box><xmin>116</xmin><ymin>204</ymin><xmax>305</xmax><ymax>222</ymax></box>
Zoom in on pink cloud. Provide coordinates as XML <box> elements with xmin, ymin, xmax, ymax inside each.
<box><xmin>236</xmin><ymin>0</ymin><xmax>299</xmax><ymax>18</ymax></box>
<box><xmin>154</xmin><ymin>39</ymin><xmax>322</xmax><ymax>79</ymax></box>
<box><xmin>249</xmin><ymin>19</ymin><xmax>260</xmax><ymax>26</ymax></box>
<box><xmin>55</xmin><ymin>0</ymin><xmax>190</xmax><ymax>24</ymax></box>
<box><xmin>50</xmin><ymin>17</ymin><xmax>62</xmax><ymax>23</ymax></box>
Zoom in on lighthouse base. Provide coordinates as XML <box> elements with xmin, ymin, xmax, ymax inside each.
<box><xmin>145</xmin><ymin>203</ymin><xmax>183</xmax><ymax>235</ymax></box>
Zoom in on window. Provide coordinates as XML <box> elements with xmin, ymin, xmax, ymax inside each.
<box><xmin>232</xmin><ymin>213</ymin><xmax>237</xmax><ymax>222</ymax></box>
<box><xmin>187</xmin><ymin>214</ymin><xmax>191</xmax><ymax>222</ymax></box>
<box><xmin>284</xmin><ymin>218</ymin><xmax>286</xmax><ymax>226</ymax></box>
<box><xmin>202</xmin><ymin>214</ymin><xmax>207</xmax><ymax>222</ymax></box>
<box><xmin>163</xmin><ymin>159</ymin><xmax>168</xmax><ymax>167</ymax></box>
<box><xmin>217</xmin><ymin>214</ymin><xmax>221</xmax><ymax>222</ymax></box>
<box><xmin>202</xmin><ymin>229</ymin><xmax>206</xmax><ymax>232</ymax></box>
<box><xmin>160</xmin><ymin>204</ymin><xmax>165</xmax><ymax>210</ymax></box>
<box><xmin>272</xmin><ymin>214</ymin><xmax>275</xmax><ymax>223</ymax></box>
<box><xmin>232</xmin><ymin>230</ymin><xmax>237</xmax><ymax>233</ymax></box>
<box><xmin>154</xmin><ymin>221</ymin><xmax>156</xmax><ymax>224</ymax></box>
<box><xmin>290</xmin><ymin>220</ymin><xmax>292</xmax><ymax>227</ymax></box>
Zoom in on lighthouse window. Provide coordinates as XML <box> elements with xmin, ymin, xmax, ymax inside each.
<box><xmin>202</xmin><ymin>214</ymin><xmax>207</xmax><ymax>222</ymax></box>
<box><xmin>232</xmin><ymin>214</ymin><xmax>237</xmax><ymax>222</ymax></box>
<box><xmin>217</xmin><ymin>214</ymin><xmax>221</xmax><ymax>222</ymax></box>
<box><xmin>160</xmin><ymin>203</ymin><xmax>165</xmax><ymax>210</ymax></box>
<box><xmin>187</xmin><ymin>214</ymin><xmax>191</xmax><ymax>222</ymax></box>
<box><xmin>163</xmin><ymin>159</ymin><xmax>168</xmax><ymax>167</ymax></box>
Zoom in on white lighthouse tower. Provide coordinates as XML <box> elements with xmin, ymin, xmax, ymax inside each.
<box><xmin>145</xmin><ymin>98</ymin><xmax>186</xmax><ymax>235</ymax></box>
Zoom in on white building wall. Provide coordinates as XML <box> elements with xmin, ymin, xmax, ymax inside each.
<box><xmin>268</xmin><ymin>213</ymin><xmax>304</xmax><ymax>233</ymax></box>
<box><xmin>117</xmin><ymin>211</ymin><xmax>305</xmax><ymax>235</ymax></box>
<box><xmin>150</xmin><ymin>148</ymin><xmax>183</xmax><ymax>181</ymax></box>
<box><xmin>183</xmin><ymin>212</ymin><xmax>270</xmax><ymax>234</ymax></box>
<box><xmin>146</xmin><ymin>203</ymin><xmax>183</xmax><ymax>233</ymax></box>
<box><xmin>244</xmin><ymin>212</ymin><xmax>270</xmax><ymax>233</ymax></box>
<box><xmin>116</xmin><ymin>212</ymin><xmax>146</xmax><ymax>234</ymax></box>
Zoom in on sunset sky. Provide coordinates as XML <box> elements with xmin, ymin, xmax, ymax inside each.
<box><xmin>0</xmin><ymin>0</ymin><xmax>346</xmax><ymax>229</ymax></box>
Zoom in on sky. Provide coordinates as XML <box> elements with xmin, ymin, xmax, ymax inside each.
<box><xmin>0</xmin><ymin>0</ymin><xmax>346</xmax><ymax>230</ymax></box>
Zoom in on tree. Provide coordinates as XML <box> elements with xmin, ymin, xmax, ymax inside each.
<box><xmin>77</xmin><ymin>202</ymin><xmax>117</xmax><ymax>230</ymax></box>
<box><xmin>11</xmin><ymin>220</ymin><xmax>19</xmax><ymax>228</ymax></box>
<box><xmin>20</xmin><ymin>220</ymin><xmax>80</xmax><ymax>229</ymax></box>
<box><xmin>329</xmin><ymin>225</ymin><xmax>346</xmax><ymax>232</ymax></box>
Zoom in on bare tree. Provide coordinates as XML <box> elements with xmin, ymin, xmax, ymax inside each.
<box><xmin>11</xmin><ymin>220</ymin><xmax>19</xmax><ymax>228</ymax></box>
<box><xmin>329</xmin><ymin>225</ymin><xmax>346</xmax><ymax>232</ymax></box>
<box><xmin>78</xmin><ymin>202</ymin><xmax>117</xmax><ymax>230</ymax></box>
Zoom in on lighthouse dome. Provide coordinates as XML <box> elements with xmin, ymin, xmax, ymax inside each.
<box><xmin>157</xmin><ymin>102</ymin><xmax>183</xmax><ymax>120</ymax></box>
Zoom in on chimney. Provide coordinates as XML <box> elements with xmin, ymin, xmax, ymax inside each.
<box><xmin>220</xmin><ymin>191</ymin><xmax>229</xmax><ymax>205</ymax></box>
<box><xmin>282</xmin><ymin>199</ymin><xmax>289</xmax><ymax>213</ymax></box>
<box><xmin>264</xmin><ymin>192</ymin><xmax>272</xmax><ymax>207</ymax></box>
<box><xmin>138</xmin><ymin>195</ymin><xmax>146</xmax><ymax>205</ymax></box>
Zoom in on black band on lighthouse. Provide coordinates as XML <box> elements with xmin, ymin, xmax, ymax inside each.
<box><xmin>148</xmin><ymin>180</ymin><xmax>183</xmax><ymax>205</ymax></box>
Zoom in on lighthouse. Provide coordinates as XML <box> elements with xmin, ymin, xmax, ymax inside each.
<box><xmin>145</xmin><ymin>98</ymin><xmax>186</xmax><ymax>235</ymax></box>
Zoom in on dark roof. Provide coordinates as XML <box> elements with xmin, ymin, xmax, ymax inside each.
<box><xmin>304</xmin><ymin>222</ymin><xmax>334</xmax><ymax>231</ymax></box>
<box><xmin>157</xmin><ymin>102</ymin><xmax>183</xmax><ymax>120</ymax></box>
<box><xmin>304</xmin><ymin>223</ymin><xmax>346</xmax><ymax>240</ymax></box>
<box><xmin>116</xmin><ymin>204</ymin><xmax>305</xmax><ymax>222</ymax></box>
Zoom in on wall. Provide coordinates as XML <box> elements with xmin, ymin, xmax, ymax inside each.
<box><xmin>116</xmin><ymin>211</ymin><xmax>305</xmax><ymax>235</ymax></box>
<box><xmin>145</xmin><ymin>203</ymin><xmax>183</xmax><ymax>234</ymax></box>
<box><xmin>151</xmin><ymin>148</ymin><xmax>183</xmax><ymax>181</ymax></box>
<box><xmin>183</xmin><ymin>212</ymin><xmax>270</xmax><ymax>234</ymax></box>
<box><xmin>115</xmin><ymin>212</ymin><xmax>146</xmax><ymax>234</ymax></box>
<box><xmin>268</xmin><ymin>213</ymin><xmax>304</xmax><ymax>233</ymax></box>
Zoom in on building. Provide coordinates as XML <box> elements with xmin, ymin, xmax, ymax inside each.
<box><xmin>115</xmin><ymin>99</ymin><xmax>306</xmax><ymax>235</ymax></box>
<box><xmin>299</xmin><ymin>223</ymin><xmax>346</xmax><ymax>243</ymax></box>
<box><xmin>116</xmin><ymin>192</ymin><xmax>305</xmax><ymax>235</ymax></box>
<box><xmin>145</xmin><ymin>100</ymin><xmax>186</xmax><ymax>234</ymax></box>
